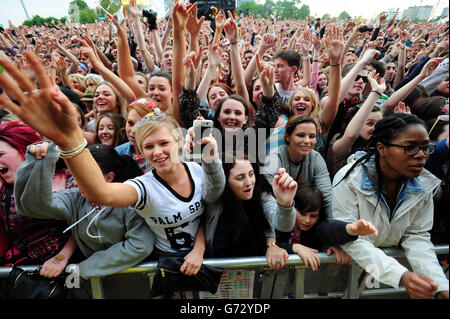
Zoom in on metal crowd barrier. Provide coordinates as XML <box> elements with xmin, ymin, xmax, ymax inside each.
<box><xmin>0</xmin><ymin>245</ymin><xmax>448</xmax><ymax>299</ymax></box>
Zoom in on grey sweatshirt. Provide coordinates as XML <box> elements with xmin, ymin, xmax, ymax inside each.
<box><xmin>261</xmin><ymin>144</ymin><xmax>333</xmax><ymax>220</ymax></box>
<box><xmin>14</xmin><ymin>143</ymin><xmax>156</xmax><ymax>279</ymax></box>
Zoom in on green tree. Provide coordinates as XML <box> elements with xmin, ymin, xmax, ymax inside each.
<box><xmin>298</xmin><ymin>4</ymin><xmax>310</xmax><ymax>20</ymax></box>
<box><xmin>263</xmin><ymin>0</ymin><xmax>275</xmax><ymax>17</ymax></box>
<box><xmin>237</xmin><ymin>1</ymin><xmax>265</xmax><ymax>17</ymax></box>
<box><xmin>338</xmin><ymin>11</ymin><xmax>351</xmax><ymax>21</ymax></box>
<box><xmin>79</xmin><ymin>8</ymin><xmax>99</xmax><ymax>23</ymax></box>
<box><xmin>322</xmin><ymin>13</ymin><xmax>332</xmax><ymax>20</ymax></box>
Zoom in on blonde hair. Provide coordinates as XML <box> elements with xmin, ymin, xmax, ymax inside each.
<box><xmin>85</xmin><ymin>74</ymin><xmax>103</xmax><ymax>88</ymax></box>
<box><xmin>93</xmin><ymin>82</ymin><xmax>127</xmax><ymax>121</ymax></box>
<box><xmin>288</xmin><ymin>87</ymin><xmax>321</xmax><ymax>119</ymax></box>
<box><xmin>69</xmin><ymin>73</ymin><xmax>86</xmax><ymax>91</ymax></box>
<box><xmin>135</xmin><ymin>115</ymin><xmax>184</xmax><ymax>156</ymax></box>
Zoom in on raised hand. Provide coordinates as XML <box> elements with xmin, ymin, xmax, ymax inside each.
<box><xmin>367</xmin><ymin>70</ymin><xmax>386</xmax><ymax>94</ymax></box>
<box><xmin>272</xmin><ymin>168</ymin><xmax>297</xmax><ymax>207</ymax></box>
<box><xmin>0</xmin><ymin>51</ymin><xmax>82</xmax><ymax>149</ymax></box>
<box><xmin>324</xmin><ymin>25</ymin><xmax>344</xmax><ymax>63</ymax></box>
<box><xmin>300</xmin><ymin>27</ymin><xmax>313</xmax><ymax>57</ymax></box>
<box><xmin>346</xmin><ymin>219</ymin><xmax>378</xmax><ymax>237</ymax></box>
<box><xmin>186</xmin><ymin>4</ymin><xmax>205</xmax><ymax>36</ymax></box>
<box><xmin>172</xmin><ymin>0</ymin><xmax>196</xmax><ymax>31</ymax></box>
<box><xmin>223</xmin><ymin>10</ymin><xmax>239</xmax><ymax>43</ymax></box>
<box><xmin>359</xmin><ymin>48</ymin><xmax>380</xmax><ymax>66</ymax></box>
<box><xmin>256</xmin><ymin>52</ymin><xmax>274</xmax><ymax>97</ymax></box>
<box><xmin>394</xmin><ymin>102</ymin><xmax>411</xmax><ymax>114</ymax></box>
<box><xmin>419</xmin><ymin>57</ymin><xmax>444</xmax><ymax>78</ymax></box>
<box><xmin>128</xmin><ymin>0</ymin><xmax>141</xmax><ymax>18</ymax></box>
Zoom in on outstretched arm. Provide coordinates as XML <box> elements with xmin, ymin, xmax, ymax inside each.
<box><xmin>109</xmin><ymin>14</ymin><xmax>148</xmax><ymax>100</ymax></box>
<box><xmin>0</xmin><ymin>52</ymin><xmax>138</xmax><ymax>208</ymax></box>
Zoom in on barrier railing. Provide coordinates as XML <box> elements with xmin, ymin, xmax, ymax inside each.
<box><xmin>0</xmin><ymin>245</ymin><xmax>448</xmax><ymax>299</ymax></box>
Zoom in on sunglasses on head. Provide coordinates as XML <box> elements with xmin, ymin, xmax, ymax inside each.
<box><xmin>355</xmin><ymin>75</ymin><xmax>368</xmax><ymax>83</ymax></box>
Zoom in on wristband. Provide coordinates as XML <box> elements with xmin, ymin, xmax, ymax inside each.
<box><xmin>371</xmin><ymin>90</ymin><xmax>382</xmax><ymax>97</ymax></box>
<box><xmin>57</xmin><ymin>138</ymin><xmax>88</xmax><ymax>159</ymax></box>
<box><xmin>330</xmin><ymin>63</ymin><xmax>341</xmax><ymax>67</ymax></box>
<box><xmin>266</xmin><ymin>242</ymin><xmax>277</xmax><ymax>247</ymax></box>
<box><xmin>302</xmin><ymin>55</ymin><xmax>311</xmax><ymax>60</ymax></box>
<box><xmin>229</xmin><ymin>41</ymin><xmax>238</xmax><ymax>45</ymax></box>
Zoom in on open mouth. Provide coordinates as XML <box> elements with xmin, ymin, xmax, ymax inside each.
<box><xmin>0</xmin><ymin>167</ymin><xmax>8</xmax><ymax>175</ymax></box>
<box><xmin>296</xmin><ymin>105</ymin><xmax>306</xmax><ymax>114</ymax></box>
<box><xmin>243</xmin><ymin>188</ymin><xmax>253</xmax><ymax>194</ymax></box>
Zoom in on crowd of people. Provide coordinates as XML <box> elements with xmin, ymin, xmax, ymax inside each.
<box><xmin>0</xmin><ymin>0</ymin><xmax>448</xmax><ymax>299</ymax></box>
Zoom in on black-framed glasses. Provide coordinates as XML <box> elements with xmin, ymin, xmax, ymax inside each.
<box><xmin>383</xmin><ymin>142</ymin><xmax>436</xmax><ymax>156</ymax></box>
<box><xmin>355</xmin><ymin>75</ymin><xmax>368</xmax><ymax>83</ymax></box>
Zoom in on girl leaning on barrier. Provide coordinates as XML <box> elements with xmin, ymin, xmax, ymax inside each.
<box><xmin>14</xmin><ymin>142</ymin><xmax>155</xmax><ymax>279</ymax></box>
<box><xmin>0</xmin><ymin>51</ymin><xmax>223</xmax><ymax>277</ymax></box>
<box><xmin>332</xmin><ymin>113</ymin><xmax>449</xmax><ymax>299</ymax></box>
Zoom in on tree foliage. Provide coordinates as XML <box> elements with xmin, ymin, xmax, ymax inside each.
<box><xmin>238</xmin><ymin>0</ymin><xmax>311</xmax><ymax>20</ymax></box>
<box><xmin>338</xmin><ymin>11</ymin><xmax>351</xmax><ymax>21</ymax></box>
<box><xmin>22</xmin><ymin>15</ymin><xmax>65</xmax><ymax>27</ymax></box>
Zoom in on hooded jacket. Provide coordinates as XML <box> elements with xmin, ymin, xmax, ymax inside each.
<box><xmin>332</xmin><ymin>151</ymin><xmax>448</xmax><ymax>292</ymax></box>
<box><xmin>14</xmin><ymin>143</ymin><xmax>156</xmax><ymax>279</ymax></box>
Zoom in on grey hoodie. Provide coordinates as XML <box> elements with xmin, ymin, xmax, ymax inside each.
<box><xmin>14</xmin><ymin>143</ymin><xmax>156</xmax><ymax>279</ymax></box>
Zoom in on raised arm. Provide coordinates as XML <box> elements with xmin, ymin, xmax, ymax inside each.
<box><xmin>109</xmin><ymin>14</ymin><xmax>148</xmax><ymax>100</ymax></box>
<box><xmin>384</xmin><ymin>58</ymin><xmax>443</xmax><ymax>111</ymax></box>
<box><xmin>331</xmin><ymin>72</ymin><xmax>386</xmax><ymax>158</ymax></box>
<box><xmin>0</xmin><ymin>52</ymin><xmax>138</xmax><ymax>208</ymax></box>
<box><xmin>197</xmin><ymin>42</ymin><xmax>222</xmax><ymax>102</ymax></box>
<box><xmin>244</xmin><ymin>33</ymin><xmax>277</xmax><ymax>87</ymax></box>
<box><xmin>224</xmin><ymin>11</ymin><xmax>251</xmax><ymax>113</ymax></box>
<box><xmin>128</xmin><ymin>0</ymin><xmax>156</xmax><ymax>73</ymax></box>
<box><xmin>170</xmin><ymin>0</ymin><xmax>197</xmax><ymax>127</ymax></box>
<box><xmin>319</xmin><ymin>25</ymin><xmax>344</xmax><ymax>127</ymax></box>
<box><xmin>78</xmin><ymin>38</ymin><xmax>136</xmax><ymax>103</ymax></box>
<box><xmin>298</xmin><ymin>28</ymin><xmax>312</xmax><ymax>88</ymax></box>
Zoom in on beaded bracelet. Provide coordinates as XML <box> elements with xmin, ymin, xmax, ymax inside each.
<box><xmin>57</xmin><ymin>138</ymin><xmax>88</xmax><ymax>159</ymax></box>
<box><xmin>59</xmin><ymin>148</ymin><xmax>87</xmax><ymax>159</ymax></box>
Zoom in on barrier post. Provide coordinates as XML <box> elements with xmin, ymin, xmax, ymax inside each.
<box><xmin>294</xmin><ymin>266</ymin><xmax>305</xmax><ymax>299</ymax></box>
<box><xmin>345</xmin><ymin>263</ymin><xmax>361</xmax><ymax>299</ymax></box>
<box><xmin>90</xmin><ymin>277</ymin><xmax>104</xmax><ymax>299</ymax></box>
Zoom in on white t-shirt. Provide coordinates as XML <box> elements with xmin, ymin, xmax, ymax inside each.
<box><xmin>125</xmin><ymin>161</ymin><xmax>205</xmax><ymax>253</ymax></box>
<box><xmin>275</xmin><ymin>82</ymin><xmax>302</xmax><ymax>104</ymax></box>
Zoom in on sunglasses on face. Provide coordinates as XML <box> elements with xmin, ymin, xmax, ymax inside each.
<box><xmin>355</xmin><ymin>75</ymin><xmax>368</xmax><ymax>83</ymax></box>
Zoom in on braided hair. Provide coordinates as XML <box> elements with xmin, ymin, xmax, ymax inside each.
<box><xmin>336</xmin><ymin>113</ymin><xmax>426</xmax><ymax>188</ymax></box>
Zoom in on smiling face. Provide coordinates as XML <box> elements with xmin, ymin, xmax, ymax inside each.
<box><xmin>141</xmin><ymin>125</ymin><xmax>181</xmax><ymax>174</ymax></box>
<box><xmin>94</xmin><ymin>84</ymin><xmax>118</xmax><ymax>114</ymax></box>
<box><xmin>148</xmin><ymin>76</ymin><xmax>172</xmax><ymax>112</ymax></box>
<box><xmin>286</xmin><ymin>122</ymin><xmax>317</xmax><ymax>161</ymax></box>
<box><xmin>348</xmin><ymin>70</ymin><xmax>368</xmax><ymax>98</ymax></box>
<box><xmin>0</xmin><ymin>140</ymin><xmax>24</xmax><ymax>185</ymax></box>
<box><xmin>378</xmin><ymin>124</ymin><xmax>430</xmax><ymax>179</ymax></box>
<box><xmin>296</xmin><ymin>209</ymin><xmax>319</xmax><ymax>231</ymax></box>
<box><xmin>217</xmin><ymin>98</ymin><xmax>248</xmax><ymax>132</ymax></box>
<box><xmin>97</xmin><ymin>116</ymin><xmax>115</xmax><ymax>146</ymax></box>
<box><xmin>208</xmin><ymin>86</ymin><xmax>229</xmax><ymax>110</ymax></box>
<box><xmin>291</xmin><ymin>90</ymin><xmax>313</xmax><ymax>116</ymax></box>
<box><xmin>227</xmin><ymin>160</ymin><xmax>256</xmax><ymax>201</ymax></box>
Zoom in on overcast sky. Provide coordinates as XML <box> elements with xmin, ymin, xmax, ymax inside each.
<box><xmin>0</xmin><ymin>0</ymin><xmax>447</xmax><ymax>27</ymax></box>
